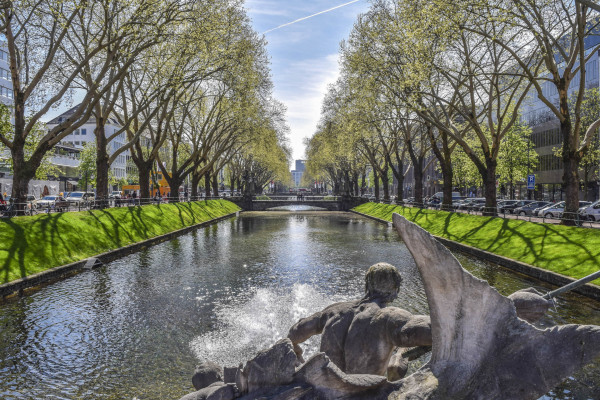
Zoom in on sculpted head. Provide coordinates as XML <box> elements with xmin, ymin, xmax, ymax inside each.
<box><xmin>364</xmin><ymin>262</ymin><xmax>402</xmax><ymax>303</ymax></box>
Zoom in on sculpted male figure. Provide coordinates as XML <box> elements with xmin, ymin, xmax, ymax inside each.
<box><xmin>288</xmin><ymin>262</ymin><xmax>551</xmax><ymax>379</ymax></box>
<box><xmin>288</xmin><ymin>262</ymin><xmax>432</xmax><ymax>377</ymax></box>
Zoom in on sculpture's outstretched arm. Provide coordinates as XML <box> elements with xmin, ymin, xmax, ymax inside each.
<box><xmin>287</xmin><ymin>312</ymin><xmax>325</xmax><ymax>359</ymax></box>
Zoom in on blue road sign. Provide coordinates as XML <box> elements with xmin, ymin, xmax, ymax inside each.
<box><xmin>527</xmin><ymin>174</ymin><xmax>535</xmax><ymax>190</ymax></box>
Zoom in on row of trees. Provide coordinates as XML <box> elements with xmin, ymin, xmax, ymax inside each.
<box><xmin>305</xmin><ymin>0</ymin><xmax>600</xmax><ymax>224</ymax></box>
<box><xmin>0</xmin><ymin>0</ymin><xmax>290</xmax><ymax>208</ymax></box>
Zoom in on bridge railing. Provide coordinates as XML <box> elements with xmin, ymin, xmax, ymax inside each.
<box><xmin>229</xmin><ymin>195</ymin><xmax>342</xmax><ymax>201</ymax></box>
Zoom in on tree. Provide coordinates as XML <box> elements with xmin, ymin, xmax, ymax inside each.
<box><xmin>555</xmin><ymin>88</ymin><xmax>600</xmax><ymax>201</ymax></box>
<box><xmin>497</xmin><ymin>119</ymin><xmax>537</xmax><ymax>199</ymax></box>
<box><xmin>0</xmin><ymin>104</ymin><xmax>61</xmax><ymax>182</ymax></box>
<box><xmin>459</xmin><ymin>0</ymin><xmax>600</xmax><ymax>223</ymax></box>
<box><xmin>79</xmin><ymin>143</ymin><xmax>97</xmax><ymax>192</ymax></box>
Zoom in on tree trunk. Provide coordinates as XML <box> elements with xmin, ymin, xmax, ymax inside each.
<box><xmin>10</xmin><ymin>138</ymin><xmax>36</xmax><ymax>213</ymax></box>
<box><xmin>168</xmin><ymin>177</ymin><xmax>182</xmax><ymax>202</ymax></box>
<box><xmin>10</xmin><ymin>89</ymin><xmax>44</xmax><ymax>211</ymax></box>
<box><xmin>412</xmin><ymin>160</ymin><xmax>424</xmax><ymax>207</ymax></box>
<box><xmin>391</xmin><ymin>159</ymin><xmax>404</xmax><ymax>205</ymax></box>
<box><xmin>483</xmin><ymin>158</ymin><xmax>498</xmax><ymax>216</ymax></box>
<box><xmin>441</xmin><ymin>161</ymin><xmax>453</xmax><ymax>211</ymax></box>
<box><xmin>95</xmin><ymin>124</ymin><xmax>110</xmax><ymax>209</ymax></box>
<box><xmin>191</xmin><ymin>171</ymin><xmax>201</xmax><ymax>200</ymax></box>
<box><xmin>212</xmin><ymin>174</ymin><xmax>219</xmax><ymax>197</ymax></box>
<box><xmin>559</xmin><ymin>93</ymin><xmax>580</xmax><ymax>225</ymax></box>
<box><xmin>138</xmin><ymin>163</ymin><xmax>151</xmax><ymax>204</ymax></box>
<box><xmin>407</xmin><ymin>141</ymin><xmax>424</xmax><ymax>207</ymax></box>
<box><xmin>373</xmin><ymin>169</ymin><xmax>380</xmax><ymax>200</ymax></box>
<box><xmin>10</xmin><ymin>160</ymin><xmax>35</xmax><ymax>214</ymax></box>
<box><xmin>381</xmin><ymin>166</ymin><xmax>390</xmax><ymax>201</ymax></box>
<box><xmin>230</xmin><ymin>174</ymin><xmax>235</xmax><ymax>195</ymax></box>
<box><xmin>205</xmin><ymin>172</ymin><xmax>212</xmax><ymax>197</ymax></box>
<box><xmin>360</xmin><ymin>172</ymin><xmax>366</xmax><ymax>196</ymax></box>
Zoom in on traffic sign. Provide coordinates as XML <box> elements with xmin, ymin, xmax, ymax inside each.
<box><xmin>527</xmin><ymin>174</ymin><xmax>535</xmax><ymax>190</ymax></box>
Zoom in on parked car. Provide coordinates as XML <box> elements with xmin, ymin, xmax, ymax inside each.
<box><xmin>513</xmin><ymin>201</ymin><xmax>552</xmax><ymax>216</ymax></box>
<box><xmin>465</xmin><ymin>198</ymin><xmax>486</xmax><ymax>211</ymax></box>
<box><xmin>109</xmin><ymin>191</ymin><xmax>122</xmax><ymax>199</ymax></box>
<box><xmin>499</xmin><ymin>200</ymin><xmax>536</xmax><ymax>214</ymax></box>
<box><xmin>538</xmin><ymin>201</ymin><xmax>565</xmax><ymax>218</ymax></box>
<box><xmin>496</xmin><ymin>200</ymin><xmax>518</xmax><ymax>213</ymax></box>
<box><xmin>66</xmin><ymin>191</ymin><xmax>95</xmax><ymax>206</ymax></box>
<box><xmin>580</xmin><ymin>200</ymin><xmax>600</xmax><ymax>221</ymax></box>
<box><xmin>36</xmin><ymin>195</ymin><xmax>70</xmax><ymax>212</ymax></box>
<box><xmin>456</xmin><ymin>198</ymin><xmax>479</xmax><ymax>210</ymax></box>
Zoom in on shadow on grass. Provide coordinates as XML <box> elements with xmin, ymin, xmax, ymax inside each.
<box><xmin>1</xmin><ymin>219</ymin><xmax>27</xmax><ymax>283</ymax></box>
<box><xmin>0</xmin><ymin>200</ymin><xmax>236</xmax><ymax>284</ymax></box>
<box><xmin>365</xmin><ymin>203</ymin><xmax>600</xmax><ymax>281</ymax></box>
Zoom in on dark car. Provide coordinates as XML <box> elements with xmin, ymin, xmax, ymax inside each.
<box><xmin>465</xmin><ymin>198</ymin><xmax>486</xmax><ymax>212</ymax></box>
<box><xmin>456</xmin><ymin>198</ymin><xmax>481</xmax><ymax>210</ymax></box>
<box><xmin>499</xmin><ymin>200</ymin><xmax>536</xmax><ymax>214</ymax></box>
<box><xmin>496</xmin><ymin>200</ymin><xmax>518</xmax><ymax>213</ymax></box>
<box><xmin>513</xmin><ymin>201</ymin><xmax>552</xmax><ymax>216</ymax></box>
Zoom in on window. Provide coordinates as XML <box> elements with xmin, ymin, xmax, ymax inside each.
<box><xmin>75</xmin><ymin>141</ymin><xmax>80</xmax><ymax>145</ymax></box>
<box><xmin>81</xmin><ymin>129</ymin><xmax>86</xmax><ymax>135</ymax></box>
<box><xmin>0</xmin><ymin>68</ymin><xmax>9</xmax><ymax>80</ymax></box>
<box><xmin>74</xmin><ymin>129</ymin><xmax>80</xmax><ymax>135</ymax></box>
<box><xmin>0</xmin><ymin>50</ymin><xmax>7</xmax><ymax>61</ymax></box>
<box><xmin>0</xmin><ymin>86</ymin><xmax>13</xmax><ymax>98</ymax></box>
<box><xmin>586</xmin><ymin>59</ymin><xmax>598</xmax><ymax>83</ymax></box>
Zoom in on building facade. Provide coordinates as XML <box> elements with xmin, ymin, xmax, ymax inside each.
<box><xmin>46</xmin><ymin>106</ymin><xmax>130</xmax><ymax>188</ymax></box>
<box><xmin>0</xmin><ymin>43</ymin><xmax>13</xmax><ymax>107</ymax></box>
<box><xmin>291</xmin><ymin>159</ymin><xmax>306</xmax><ymax>187</ymax></box>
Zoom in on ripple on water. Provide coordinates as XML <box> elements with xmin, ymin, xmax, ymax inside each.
<box><xmin>190</xmin><ymin>283</ymin><xmax>343</xmax><ymax>366</ymax></box>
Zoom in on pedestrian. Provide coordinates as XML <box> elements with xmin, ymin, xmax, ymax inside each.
<box><xmin>132</xmin><ymin>190</ymin><xmax>137</xmax><ymax>205</ymax></box>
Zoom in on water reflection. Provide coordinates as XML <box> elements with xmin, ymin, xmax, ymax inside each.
<box><xmin>0</xmin><ymin>211</ymin><xmax>598</xmax><ymax>399</ymax></box>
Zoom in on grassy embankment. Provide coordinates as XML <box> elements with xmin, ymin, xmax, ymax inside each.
<box><xmin>353</xmin><ymin>202</ymin><xmax>600</xmax><ymax>285</ymax></box>
<box><xmin>0</xmin><ymin>200</ymin><xmax>240</xmax><ymax>284</ymax></box>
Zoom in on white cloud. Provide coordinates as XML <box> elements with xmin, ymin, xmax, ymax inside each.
<box><xmin>272</xmin><ymin>54</ymin><xmax>341</xmax><ymax>160</ymax></box>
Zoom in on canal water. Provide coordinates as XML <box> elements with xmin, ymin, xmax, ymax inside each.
<box><xmin>0</xmin><ymin>211</ymin><xmax>599</xmax><ymax>399</ymax></box>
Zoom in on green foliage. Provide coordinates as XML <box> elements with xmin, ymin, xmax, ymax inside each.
<box><xmin>497</xmin><ymin>118</ymin><xmax>537</xmax><ymax>191</ymax></box>
<box><xmin>79</xmin><ymin>143</ymin><xmax>97</xmax><ymax>190</ymax></box>
<box><xmin>353</xmin><ymin>202</ymin><xmax>600</xmax><ymax>285</ymax></box>
<box><xmin>451</xmin><ymin>136</ymin><xmax>482</xmax><ymax>190</ymax></box>
<box><xmin>0</xmin><ymin>200</ymin><xmax>240</xmax><ymax>283</ymax></box>
<box><xmin>0</xmin><ymin>104</ymin><xmax>61</xmax><ymax>179</ymax></box>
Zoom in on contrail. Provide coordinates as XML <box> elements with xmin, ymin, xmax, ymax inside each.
<box><xmin>263</xmin><ymin>0</ymin><xmax>362</xmax><ymax>34</ymax></box>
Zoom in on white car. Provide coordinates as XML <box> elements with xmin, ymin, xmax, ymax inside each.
<box><xmin>537</xmin><ymin>201</ymin><xmax>565</xmax><ymax>218</ymax></box>
<box><xmin>580</xmin><ymin>200</ymin><xmax>600</xmax><ymax>221</ymax></box>
<box><xmin>66</xmin><ymin>191</ymin><xmax>95</xmax><ymax>205</ymax></box>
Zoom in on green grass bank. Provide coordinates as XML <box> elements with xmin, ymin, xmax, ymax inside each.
<box><xmin>0</xmin><ymin>200</ymin><xmax>240</xmax><ymax>284</ymax></box>
<box><xmin>353</xmin><ymin>202</ymin><xmax>600</xmax><ymax>285</ymax></box>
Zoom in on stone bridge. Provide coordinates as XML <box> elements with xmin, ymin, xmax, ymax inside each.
<box><xmin>228</xmin><ymin>196</ymin><xmax>368</xmax><ymax>211</ymax></box>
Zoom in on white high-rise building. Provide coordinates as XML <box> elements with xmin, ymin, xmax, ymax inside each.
<box><xmin>0</xmin><ymin>43</ymin><xmax>12</xmax><ymax>107</ymax></box>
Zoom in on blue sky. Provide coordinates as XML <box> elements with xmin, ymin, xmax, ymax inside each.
<box><xmin>245</xmin><ymin>0</ymin><xmax>371</xmax><ymax>163</ymax></box>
